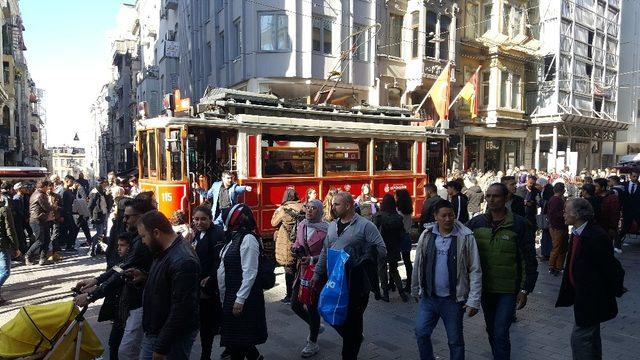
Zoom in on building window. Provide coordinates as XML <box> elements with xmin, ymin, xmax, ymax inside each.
<box><xmin>324</xmin><ymin>138</ymin><xmax>368</xmax><ymax>174</ymax></box>
<box><xmin>544</xmin><ymin>55</ymin><xmax>556</xmax><ymax>81</ymax></box>
<box><xmin>500</xmin><ymin>71</ymin><xmax>509</xmax><ymax>108</ymax></box>
<box><xmin>259</xmin><ymin>12</ymin><xmax>289</xmax><ymax>51</ymax></box>
<box><xmin>374</xmin><ymin>140</ymin><xmax>413</xmax><ymax>171</ymax></box>
<box><xmin>411</xmin><ymin>12</ymin><xmax>419</xmax><ymax>58</ymax></box>
<box><xmin>482</xmin><ymin>1</ymin><xmax>493</xmax><ymax>34</ymax></box>
<box><xmin>232</xmin><ymin>19</ymin><xmax>241</xmax><ymax>59</ymax></box>
<box><xmin>217</xmin><ymin>31</ymin><xmax>224</xmax><ymax>69</ymax></box>
<box><xmin>312</xmin><ymin>16</ymin><xmax>333</xmax><ymax>54</ymax></box>
<box><xmin>353</xmin><ymin>24</ymin><xmax>368</xmax><ymax>61</ymax></box>
<box><xmin>502</xmin><ymin>3</ymin><xmax>511</xmax><ymax>36</ymax></box>
<box><xmin>425</xmin><ymin>11</ymin><xmax>437</xmax><ymax>58</ymax></box>
<box><xmin>481</xmin><ymin>71</ymin><xmax>490</xmax><ymax>106</ymax></box>
<box><xmin>439</xmin><ymin>15</ymin><xmax>451</xmax><ymax>60</ymax></box>
<box><xmin>511</xmin><ymin>74</ymin><xmax>521</xmax><ymax>109</ymax></box>
<box><xmin>388</xmin><ymin>14</ymin><xmax>402</xmax><ymax>57</ymax></box>
<box><xmin>465</xmin><ymin>2</ymin><xmax>479</xmax><ymax>38</ymax></box>
<box><xmin>511</xmin><ymin>7</ymin><xmax>522</xmax><ymax>37</ymax></box>
<box><xmin>205</xmin><ymin>42</ymin><xmax>212</xmax><ymax>75</ymax></box>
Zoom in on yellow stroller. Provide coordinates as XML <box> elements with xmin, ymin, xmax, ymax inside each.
<box><xmin>0</xmin><ymin>301</ymin><xmax>103</xmax><ymax>359</ymax></box>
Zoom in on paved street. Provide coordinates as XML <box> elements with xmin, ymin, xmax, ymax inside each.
<box><xmin>1</xmin><ymin>234</ymin><xmax>639</xmax><ymax>360</ymax></box>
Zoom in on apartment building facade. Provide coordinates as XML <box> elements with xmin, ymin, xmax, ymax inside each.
<box><xmin>530</xmin><ymin>0</ymin><xmax>626</xmax><ymax>171</ymax></box>
<box><xmin>617</xmin><ymin>0</ymin><xmax>640</xmax><ymax>157</ymax></box>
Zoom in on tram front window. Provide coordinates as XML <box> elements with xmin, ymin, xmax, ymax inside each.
<box><xmin>262</xmin><ymin>134</ymin><xmax>317</xmax><ymax>177</ymax></box>
<box><xmin>324</xmin><ymin>138</ymin><xmax>368</xmax><ymax>174</ymax></box>
<box><xmin>374</xmin><ymin>140</ymin><xmax>413</xmax><ymax>171</ymax></box>
<box><xmin>140</xmin><ymin>131</ymin><xmax>148</xmax><ymax>178</ymax></box>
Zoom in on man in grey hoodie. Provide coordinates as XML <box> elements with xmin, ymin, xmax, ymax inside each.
<box><xmin>412</xmin><ymin>199</ymin><xmax>482</xmax><ymax>360</ymax></box>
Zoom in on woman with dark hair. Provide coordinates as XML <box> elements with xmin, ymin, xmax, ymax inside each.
<box><xmin>192</xmin><ymin>205</ymin><xmax>226</xmax><ymax>360</ymax></box>
<box><xmin>394</xmin><ymin>189</ymin><xmax>414</xmax><ymax>293</ymax></box>
<box><xmin>271</xmin><ymin>188</ymin><xmax>303</xmax><ymax>304</ymax></box>
<box><xmin>322</xmin><ymin>188</ymin><xmax>338</xmax><ymax>222</ymax></box>
<box><xmin>218</xmin><ymin>204</ymin><xmax>267</xmax><ymax>360</ymax></box>
<box><xmin>373</xmin><ymin>194</ymin><xmax>409</xmax><ymax>302</ymax></box>
<box><xmin>304</xmin><ymin>188</ymin><xmax>318</xmax><ymax>205</ymax></box>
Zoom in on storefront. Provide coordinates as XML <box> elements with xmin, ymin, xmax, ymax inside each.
<box><xmin>453</xmin><ymin>126</ymin><xmax>527</xmax><ymax>172</ymax></box>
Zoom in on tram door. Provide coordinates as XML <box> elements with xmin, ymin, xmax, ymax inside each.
<box><xmin>187</xmin><ymin>127</ymin><xmax>237</xmax><ymax>194</ymax></box>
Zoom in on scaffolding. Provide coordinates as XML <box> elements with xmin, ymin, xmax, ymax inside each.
<box><xmin>530</xmin><ymin>0</ymin><xmax>628</xmax><ymax>171</ymax></box>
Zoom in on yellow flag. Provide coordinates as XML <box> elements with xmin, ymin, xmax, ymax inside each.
<box><xmin>427</xmin><ymin>62</ymin><xmax>451</xmax><ymax>120</ymax></box>
<box><xmin>459</xmin><ymin>67</ymin><xmax>480</xmax><ymax>119</ymax></box>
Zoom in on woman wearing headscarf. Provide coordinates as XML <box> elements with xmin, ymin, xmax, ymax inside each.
<box><xmin>290</xmin><ymin>199</ymin><xmax>328</xmax><ymax>358</ymax></box>
<box><xmin>271</xmin><ymin>188</ymin><xmax>304</xmax><ymax>304</ymax></box>
<box><xmin>218</xmin><ymin>204</ymin><xmax>267</xmax><ymax>360</ymax></box>
<box><xmin>192</xmin><ymin>205</ymin><xmax>225</xmax><ymax>360</ymax></box>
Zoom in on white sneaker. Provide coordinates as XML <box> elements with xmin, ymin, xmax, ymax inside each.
<box><xmin>301</xmin><ymin>340</ymin><xmax>319</xmax><ymax>358</ymax></box>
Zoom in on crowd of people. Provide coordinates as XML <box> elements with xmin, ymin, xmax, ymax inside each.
<box><xmin>0</xmin><ymin>165</ymin><xmax>633</xmax><ymax>359</ymax></box>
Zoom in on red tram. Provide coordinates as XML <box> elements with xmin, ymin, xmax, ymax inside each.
<box><xmin>136</xmin><ymin>88</ymin><xmax>447</xmax><ymax>236</ymax></box>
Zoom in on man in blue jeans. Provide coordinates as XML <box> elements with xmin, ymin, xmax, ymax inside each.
<box><xmin>412</xmin><ymin>200</ymin><xmax>482</xmax><ymax>360</ymax></box>
<box><xmin>467</xmin><ymin>183</ymin><xmax>538</xmax><ymax>360</ymax></box>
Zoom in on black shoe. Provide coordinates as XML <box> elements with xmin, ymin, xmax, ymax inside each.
<box><xmin>381</xmin><ymin>291</ymin><xmax>390</xmax><ymax>302</ymax></box>
<box><xmin>399</xmin><ymin>292</ymin><xmax>409</xmax><ymax>303</ymax></box>
<box><xmin>280</xmin><ymin>296</ymin><xmax>291</xmax><ymax>305</ymax></box>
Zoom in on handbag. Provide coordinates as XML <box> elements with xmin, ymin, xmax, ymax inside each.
<box><xmin>318</xmin><ymin>248</ymin><xmax>350</xmax><ymax>326</ymax></box>
<box><xmin>297</xmin><ymin>225</ymin><xmax>317</xmax><ymax>306</ymax></box>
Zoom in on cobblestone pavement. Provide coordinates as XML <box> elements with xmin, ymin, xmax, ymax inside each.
<box><xmin>2</xmin><ymin>234</ymin><xmax>639</xmax><ymax>359</ymax></box>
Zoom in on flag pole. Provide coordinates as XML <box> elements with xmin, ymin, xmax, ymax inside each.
<box><xmin>413</xmin><ymin>61</ymin><xmax>449</xmax><ymax>116</ymax></box>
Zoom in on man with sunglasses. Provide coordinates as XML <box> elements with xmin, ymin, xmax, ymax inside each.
<box><xmin>74</xmin><ymin>197</ymin><xmax>155</xmax><ymax>360</ymax></box>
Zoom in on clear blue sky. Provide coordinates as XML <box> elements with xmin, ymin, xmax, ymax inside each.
<box><xmin>21</xmin><ymin>0</ymin><xmax>132</xmax><ymax>147</ymax></box>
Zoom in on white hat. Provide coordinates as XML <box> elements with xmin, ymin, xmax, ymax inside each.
<box><xmin>13</xmin><ymin>182</ymin><xmax>26</xmax><ymax>190</ymax></box>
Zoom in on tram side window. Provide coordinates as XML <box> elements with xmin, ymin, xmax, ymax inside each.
<box><xmin>158</xmin><ymin>130</ymin><xmax>167</xmax><ymax>180</ymax></box>
<box><xmin>262</xmin><ymin>134</ymin><xmax>317</xmax><ymax>176</ymax></box>
<box><xmin>148</xmin><ymin>131</ymin><xmax>157</xmax><ymax>177</ymax></box>
<box><xmin>140</xmin><ymin>132</ymin><xmax>148</xmax><ymax>178</ymax></box>
<box><xmin>374</xmin><ymin>140</ymin><xmax>413</xmax><ymax>171</ymax></box>
<box><xmin>169</xmin><ymin>129</ymin><xmax>183</xmax><ymax>181</ymax></box>
<box><xmin>324</xmin><ymin>138</ymin><xmax>368</xmax><ymax>174</ymax></box>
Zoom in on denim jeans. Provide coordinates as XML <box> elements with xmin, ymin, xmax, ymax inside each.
<box><xmin>0</xmin><ymin>250</ymin><xmax>11</xmax><ymax>293</ymax></box>
<box><xmin>481</xmin><ymin>292</ymin><xmax>517</xmax><ymax>360</ymax></box>
<box><xmin>25</xmin><ymin>221</ymin><xmax>50</xmax><ymax>260</ymax></box>
<box><xmin>415</xmin><ymin>296</ymin><xmax>465</xmax><ymax>360</ymax></box>
<box><xmin>91</xmin><ymin>221</ymin><xmax>107</xmax><ymax>253</ymax></box>
<box><xmin>138</xmin><ymin>330</ymin><xmax>197</xmax><ymax>360</ymax></box>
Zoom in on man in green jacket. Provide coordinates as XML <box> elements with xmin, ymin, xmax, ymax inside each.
<box><xmin>467</xmin><ymin>182</ymin><xmax>538</xmax><ymax>360</ymax></box>
<box><xmin>0</xmin><ymin>181</ymin><xmax>20</xmax><ymax>306</ymax></box>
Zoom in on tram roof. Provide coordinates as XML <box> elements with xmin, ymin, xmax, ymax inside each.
<box><xmin>196</xmin><ymin>87</ymin><xmax>426</xmax><ymax>124</ymax></box>
<box><xmin>138</xmin><ymin>113</ymin><xmax>446</xmax><ymax>140</ymax></box>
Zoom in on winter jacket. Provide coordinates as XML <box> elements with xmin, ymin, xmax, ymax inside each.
<box><xmin>595</xmin><ymin>192</ymin><xmax>621</xmax><ymax>232</ymax></box>
<box><xmin>89</xmin><ymin>187</ymin><xmax>108</xmax><ymax>224</ymax></box>
<box><xmin>411</xmin><ymin>220</ymin><xmax>482</xmax><ymax>310</ymax></box>
<box><xmin>293</xmin><ymin>222</ymin><xmax>326</xmax><ymax>259</ymax></box>
<box><xmin>142</xmin><ymin>236</ymin><xmax>200</xmax><ymax>355</ymax></box>
<box><xmin>194</xmin><ymin>224</ymin><xmax>226</xmax><ymax>297</ymax></box>
<box><xmin>451</xmin><ymin>193</ymin><xmax>470</xmax><ymax>223</ymax></box>
<box><xmin>420</xmin><ymin>195</ymin><xmax>443</xmax><ymax>229</ymax></box>
<box><xmin>466</xmin><ymin>211</ymin><xmax>538</xmax><ymax>294</ymax></box>
<box><xmin>29</xmin><ymin>189</ymin><xmax>52</xmax><ymax>224</ymax></box>
<box><xmin>464</xmin><ymin>186</ymin><xmax>485</xmax><ymax>215</ymax></box>
<box><xmin>507</xmin><ymin>194</ymin><xmax>526</xmax><ymax>218</ymax></box>
<box><xmin>556</xmin><ymin>222</ymin><xmax>624</xmax><ymax>327</ymax></box>
<box><xmin>546</xmin><ymin>195</ymin><xmax>566</xmax><ymax>230</ymax></box>
<box><xmin>372</xmin><ymin>211</ymin><xmax>405</xmax><ymax>262</ymax></box>
<box><xmin>344</xmin><ymin>240</ymin><xmax>382</xmax><ymax>300</ymax></box>
<box><xmin>0</xmin><ymin>195</ymin><xmax>18</xmax><ymax>251</ymax></box>
<box><xmin>271</xmin><ymin>201</ymin><xmax>303</xmax><ymax>266</ymax></box>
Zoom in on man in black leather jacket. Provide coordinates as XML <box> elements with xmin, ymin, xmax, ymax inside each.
<box><xmin>127</xmin><ymin>210</ymin><xmax>200</xmax><ymax>360</ymax></box>
<box><xmin>74</xmin><ymin>198</ymin><xmax>154</xmax><ymax>359</ymax></box>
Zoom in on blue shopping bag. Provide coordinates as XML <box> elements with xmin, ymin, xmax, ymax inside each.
<box><xmin>318</xmin><ymin>248</ymin><xmax>350</xmax><ymax>326</ymax></box>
